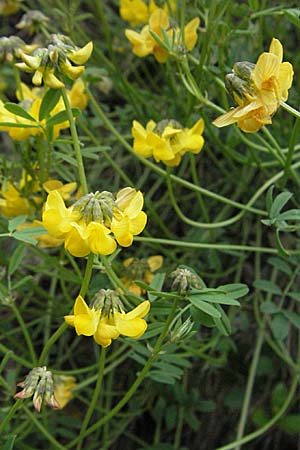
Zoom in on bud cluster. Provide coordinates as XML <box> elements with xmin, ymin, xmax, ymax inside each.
<box><xmin>170</xmin><ymin>267</ymin><xmax>201</xmax><ymax>294</ymax></box>
<box><xmin>91</xmin><ymin>289</ymin><xmax>124</xmax><ymax>317</ymax></box>
<box><xmin>14</xmin><ymin>366</ymin><xmax>59</xmax><ymax>412</ymax></box>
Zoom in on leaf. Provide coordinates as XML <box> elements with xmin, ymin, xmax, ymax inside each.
<box><xmin>191</xmin><ymin>306</ymin><xmax>215</xmax><ymax>327</ymax></box>
<box><xmin>0</xmin><ymin>122</ymin><xmax>40</xmax><ymax>128</ymax></box>
<box><xmin>270</xmin><ymin>314</ymin><xmax>289</xmax><ymax>341</ymax></box>
<box><xmin>283</xmin><ymin>8</ymin><xmax>300</xmax><ymax>28</ymax></box>
<box><xmin>11</xmin><ymin>231</ymin><xmax>38</xmax><ymax>245</ymax></box>
<box><xmin>268</xmin><ymin>257</ymin><xmax>292</xmax><ymax>275</ymax></box>
<box><xmin>282</xmin><ymin>310</ymin><xmax>300</xmax><ymax>330</ymax></box>
<box><xmin>4</xmin><ymin>103</ymin><xmax>36</xmax><ymax>121</ymax></box>
<box><xmin>46</xmin><ymin>108</ymin><xmax>80</xmax><ymax>127</ymax></box>
<box><xmin>149</xmin><ymin>272</ymin><xmax>165</xmax><ymax>301</ymax></box>
<box><xmin>217</xmin><ymin>283</ymin><xmax>249</xmax><ymax>299</ymax></box>
<box><xmin>266</xmin><ymin>185</ymin><xmax>274</xmax><ymax>214</ymax></box>
<box><xmin>270</xmin><ymin>191</ymin><xmax>293</xmax><ymax>218</ymax></box>
<box><xmin>39</xmin><ymin>89</ymin><xmax>61</xmax><ymax>121</ymax></box>
<box><xmin>213</xmin><ymin>305</ymin><xmax>232</xmax><ymax>336</ymax></box>
<box><xmin>8</xmin><ymin>244</ymin><xmax>26</xmax><ymax>276</ymax></box>
<box><xmin>279</xmin><ymin>414</ymin><xmax>300</xmax><ymax>434</ymax></box>
<box><xmin>260</xmin><ymin>300</ymin><xmax>280</xmax><ymax>314</ymax></box>
<box><xmin>8</xmin><ymin>216</ymin><xmax>27</xmax><ymax>232</ymax></box>
<box><xmin>188</xmin><ymin>295</ymin><xmax>221</xmax><ymax>318</ymax></box>
<box><xmin>253</xmin><ymin>279</ymin><xmax>282</xmax><ymax>295</ymax></box>
<box><xmin>2</xmin><ymin>435</ymin><xmax>17</xmax><ymax>450</ymax></box>
<box><xmin>277</xmin><ymin>209</ymin><xmax>300</xmax><ymax>221</ymax></box>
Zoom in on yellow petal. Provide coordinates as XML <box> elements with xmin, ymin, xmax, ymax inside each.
<box><xmin>67</xmin><ymin>42</ymin><xmax>93</xmax><ymax>65</ymax></box>
<box><xmin>184</xmin><ymin>17</ymin><xmax>200</xmax><ymax>51</ymax></box>
<box><xmin>147</xmin><ymin>255</ymin><xmax>163</xmax><ymax>272</ymax></box>
<box><xmin>94</xmin><ymin>318</ymin><xmax>120</xmax><ymax>347</ymax></box>
<box><xmin>86</xmin><ymin>222</ymin><xmax>117</xmax><ymax>255</ymax></box>
<box><xmin>74</xmin><ymin>312</ymin><xmax>98</xmax><ymax>336</ymax></box>
<box><xmin>269</xmin><ymin>38</ymin><xmax>283</xmax><ymax>61</ymax></box>
<box><xmin>64</xmin><ymin>315</ymin><xmax>75</xmax><ymax>327</ymax></box>
<box><xmin>74</xmin><ymin>295</ymin><xmax>90</xmax><ymax>315</ymax></box>
<box><xmin>115</xmin><ymin>315</ymin><xmax>148</xmax><ymax>338</ymax></box>
<box><xmin>124</xmin><ymin>300</ymin><xmax>150</xmax><ymax>319</ymax></box>
<box><xmin>129</xmin><ymin>211</ymin><xmax>147</xmax><ymax>235</ymax></box>
<box><xmin>64</xmin><ymin>225</ymin><xmax>90</xmax><ymax>257</ymax></box>
<box><xmin>252</xmin><ymin>53</ymin><xmax>280</xmax><ymax>89</ymax></box>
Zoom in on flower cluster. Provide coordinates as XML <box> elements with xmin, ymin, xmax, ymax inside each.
<box><xmin>64</xmin><ymin>291</ymin><xmax>150</xmax><ymax>347</ymax></box>
<box><xmin>213</xmin><ymin>38</ymin><xmax>293</xmax><ymax>133</ymax></box>
<box><xmin>15</xmin><ymin>366</ymin><xmax>59</xmax><ymax>412</ymax></box>
<box><xmin>119</xmin><ymin>0</ymin><xmax>175</xmax><ymax>26</ymax></box>
<box><xmin>42</xmin><ymin>187</ymin><xmax>147</xmax><ymax>257</ymax></box>
<box><xmin>121</xmin><ymin>255</ymin><xmax>163</xmax><ymax>295</ymax></box>
<box><xmin>125</xmin><ymin>8</ymin><xmax>199</xmax><ymax>62</ymax></box>
<box><xmin>0</xmin><ymin>80</ymin><xmax>87</xmax><ymax>141</ymax></box>
<box><xmin>132</xmin><ymin>118</ymin><xmax>204</xmax><ymax>166</ymax></box>
<box><xmin>15</xmin><ymin>34</ymin><xmax>93</xmax><ymax>89</ymax></box>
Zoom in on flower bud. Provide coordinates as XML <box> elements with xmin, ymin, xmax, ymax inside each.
<box><xmin>170</xmin><ymin>267</ymin><xmax>201</xmax><ymax>294</ymax></box>
<box><xmin>14</xmin><ymin>366</ymin><xmax>59</xmax><ymax>412</ymax></box>
<box><xmin>91</xmin><ymin>289</ymin><xmax>124</xmax><ymax>316</ymax></box>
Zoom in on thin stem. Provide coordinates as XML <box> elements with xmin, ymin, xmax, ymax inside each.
<box><xmin>134</xmin><ymin>236</ymin><xmax>278</xmax><ymax>254</ymax></box>
<box><xmin>0</xmin><ymin>399</ymin><xmax>22</xmax><ymax>435</ymax></box>
<box><xmin>11</xmin><ymin>303</ymin><xmax>37</xmax><ymax>365</ymax></box>
<box><xmin>280</xmin><ymin>101</ymin><xmax>300</xmax><ymax>119</ymax></box>
<box><xmin>38</xmin><ymin>254</ymin><xmax>94</xmax><ymax>365</ymax></box>
<box><xmin>61</xmin><ymin>88</ymin><xmax>88</xmax><ymax>194</ymax></box>
<box><xmin>76</xmin><ymin>347</ymin><xmax>106</xmax><ymax>450</ymax></box>
<box><xmin>234</xmin><ymin>321</ymin><xmax>265</xmax><ymax>450</ymax></box>
<box><xmin>0</xmin><ymin>342</ymin><xmax>32</xmax><ymax>369</ymax></box>
<box><xmin>67</xmin><ymin>299</ymin><xmax>179</xmax><ymax>447</ymax></box>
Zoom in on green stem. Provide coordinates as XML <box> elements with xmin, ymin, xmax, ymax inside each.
<box><xmin>0</xmin><ymin>343</ymin><xmax>32</xmax><ymax>369</ymax></box>
<box><xmin>61</xmin><ymin>88</ymin><xmax>88</xmax><ymax>195</ymax></box>
<box><xmin>215</xmin><ymin>364</ymin><xmax>299</xmax><ymax>450</ymax></box>
<box><xmin>234</xmin><ymin>321</ymin><xmax>265</xmax><ymax>450</ymax></box>
<box><xmin>0</xmin><ymin>399</ymin><xmax>22</xmax><ymax>435</ymax></box>
<box><xmin>280</xmin><ymin>101</ymin><xmax>300</xmax><ymax>119</ymax></box>
<box><xmin>38</xmin><ymin>254</ymin><xmax>94</xmax><ymax>365</ymax></box>
<box><xmin>11</xmin><ymin>303</ymin><xmax>37</xmax><ymax>365</ymax></box>
<box><xmin>76</xmin><ymin>347</ymin><xmax>106</xmax><ymax>450</ymax></box>
<box><xmin>67</xmin><ymin>299</ymin><xmax>179</xmax><ymax>447</ymax></box>
<box><xmin>134</xmin><ymin>236</ymin><xmax>278</xmax><ymax>254</ymax></box>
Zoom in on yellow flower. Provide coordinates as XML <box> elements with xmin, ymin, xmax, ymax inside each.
<box><xmin>119</xmin><ymin>0</ymin><xmax>175</xmax><ymax>26</ymax></box>
<box><xmin>53</xmin><ymin>375</ymin><xmax>76</xmax><ymax>409</ymax></box>
<box><xmin>125</xmin><ymin>9</ymin><xmax>199</xmax><ymax>63</ymax></box>
<box><xmin>42</xmin><ymin>190</ymin><xmax>81</xmax><ymax>240</ymax></box>
<box><xmin>122</xmin><ymin>255</ymin><xmax>163</xmax><ymax>295</ymax></box>
<box><xmin>0</xmin><ymin>182</ymin><xmax>30</xmax><ymax>218</ymax></box>
<box><xmin>42</xmin><ymin>188</ymin><xmax>147</xmax><ymax>257</ymax></box>
<box><xmin>64</xmin><ymin>294</ymin><xmax>150</xmax><ymax>347</ymax></box>
<box><xmin>43</xmin><ymin>179</ymin><xmax>77</xmax><ymax>200</ymax></box>
<box><xmin>213</xmin><ymin>38</ymin><xmax>293</xmax><ymax>133</ymax></box>
<box><xmin>111</xmin><ymin>187</ymin><xmax>147</xmax><ymax>246</ymax></box>
<box><xmin>16</xmin><ymin>35</ymin><xmax>93</xmax><ymax>89</ymax></box>
<box><xmin>132</xmin><ymin>118</ymin><xmax>205</xmax><ymax>166</ymax></box>
<box><xmin>0</xmin><ymin>80</ymin><xmax>88</xmax><ymax>141</ymax></box>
